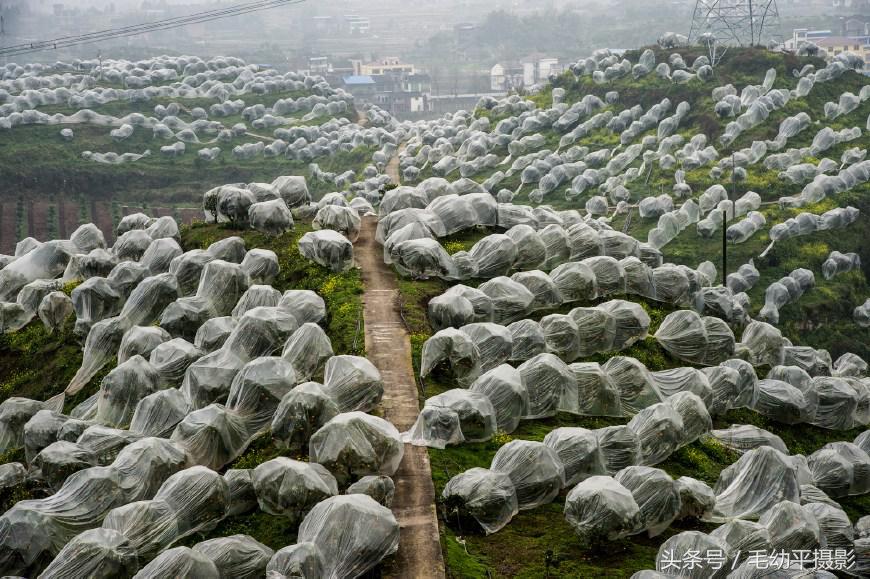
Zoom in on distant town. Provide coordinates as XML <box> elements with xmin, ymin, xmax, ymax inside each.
<box><xmin>2</xmin><ymin>0</ymin><xmax>868</xmax><ymax>120</ymax></box>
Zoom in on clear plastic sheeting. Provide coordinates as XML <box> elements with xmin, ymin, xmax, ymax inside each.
<box><xmin>423</xmin><ymin>256</ymin><xmax>712</xmax><ymax>328</ymax></box>
<box><xmin>403</xmin><ymin>389</ymin><xmax>496</xmax><ymax>448</ymax></box>
<box><xmin>550</xmin><ymin>262</ymin><xmax>598</xmax><ymax>303</ymax></box>
<box><xmin>783</xmin><ymin>345</ymin><xmax>831</xmax><ymax>377</ymax></box>
<box><xmin>511</xmin><ymin>270</ymin><xmax>562</xmax><ymax>311</ymax></box>
<box><xmin>759</xmin><ymin>269</ymin><xmax>816</xmax><ymax>325</ymax></box>
<box><xmin>232</xmin><ymin>285</ymin><xmax>281</xmax><ymax>318</ymax></box>
<box><xmin>94</xmin><ymin>355</ymin><xmax>161</xmax><ymax>428</ymax></box>
<box><xmin>383</xmin><ymin>222</ymin><xmax>435</xmax><ymax>266</ymax></box>
<box><xmin>171</xmin><ymin>403</ymin><xmax>250</xmax><ymax>468</ymax></box>
<box><xmin>470</xmin><ymin>364</ymin><xmax>528</xmax><ymax>434</ymax></box>
<box><xmin>442</xmin><ymin>467</ymin><xmax>519</xmax><ymax>535</ymax></box>
<box><xmin>808</xmin><ymin>442</ymin><xmax>870</xmax><ymax>497</ymax></box>
<box><xmin>750</xmin><ymin>379</ymin><xmax>814</xmax><ymax>425</ymax></box>
<box><xmin>563</xmin><ymin>475</ymin><xmax>642</xmax><ymax>544</ymax></box>
<box><xmin>668</xmin><ymin>391</ymin><xmax>713</xmax><ymax>442</ymax></box>
<box><xmin>252</xmin><ymin>457</ymin><xmax>338</xmax><ymax>521</ymax></box>
<box><xmin>856</xmin><ymin>298</ymin><xmax>870</xmax><ymax>328</ymax></box>
<box><xmin>248</xmin><ymin>199</ymin><xmax>294</xmax><ymax>236</ymax></box>
<box><xmin>804</xmin><ymin>502</ymin><xmax>852</xmax><ymax>550</ymax></box>
<box><xmin>709</xmin><ymin>519</ymin><xmax>772</xmax><ymax>566</ymax></box>
<box><xmin>390</xmin><ymin>238</ymin><xmax>458</xmax><ymax>280</ymax></box>
<box><xmin>726</xmin><ymin>260</ymin><xmax>760</xmax><ymax>294</ymax></box>
<box><xmin>708</xmin><ymin>424</ymin><xmax>788</xmax><ymax>455</ymax></box>
<box><xmin>508</xmin><ymin>319</ymin><xmax>547</xmax><ymax>361</ymax></box>
<box><xmin>420</xmin><ymin>327</ymin><xmax>481</xmax><ymax>386</ymax></box>
<box><xmin>309</xmin><ymin>412</ymin><xmax>404</xmax><ymax>485</ymax></box>
<box><xmin>281</xmin><ymin>322</ymin><xmax>334</xmax><ymax>382</ymax></box>
<box><xmin>0</xmin><ymin>437</ymin><xmax>188</xmax><ymax>573</ymax></box>
<box><xmin>615</xmin><ymin>466</ymin><xmax>681</xmax><ymax>537</ymax></box>
<box><xmin>0</xmin><ymin>241</ymin><xmax>75</xmax><ymax>302</ymax></box>
<box><xmin>118</xmin><ymin>326</ymin><xmax>171</xmax><ymax>364</ymax></box>
<box><xmin>602</xmin><ymin>356</ymin><xmax>662</xmax><ymax>417</ymax></box>
<box><xmin>38</xmin><ymin>291</ymin><xmax>74</xmax><ymax>333</ymax></box>
<box><xmin>626</xmin><ymin>403</ymin><xmax>685</xmax><ymax>466</ymax></box>
<box><xmin>278</xmin><ymin>290</ymin><xmax>326</xmax><ymax>325</ymax></box>
<box><xmin>132</xmin><ymin>546</ymin><xmax>220</xmax><ymax>579</ymax></box>
<box><xmin>427</xmin><ymin>284</ymin><xmax>493</xmax><ymax>332</ymax></box>
<box><xmin>490</xmin><ymin>440</ymin><xmax>566</xmax><ymax>510</ymax></box>
<box><xmin>130</xmin><ymin>388</ymin><xmax>190</xmax><ymax>438</ymax></box>
<box><xmin>822</xmin><ymin>250</ymin><xmax>860</xmax><ymax>280</ymax></box>
<box><xmin>519</xmin><ymin>353</ymin><xmax>573</xmax><ymax>419</ymax></box>
<box><xmin>298</xmin><ymin>230</ymin><xmax>354</xmax><ymax>272</ymax></box>
<box><xmin>195</xmin><ymin>317</ymin><xmax>237</xmax><ymax>353</ymax></box>
<box><xmin>322</xmin><ymin>355</ymin><xmax>383</xmax><ymax>413</ymax></box>
<box><xmin>675</xmin><ymin>476</ymin><xmax>715</xmax><ymax>520</ymax></box>
<box><xmin>712</xmin><ymin>446</ymin><xmax>801</xmax><ymax>520</ymax></box>
<box><xmin>38</xmin><ymin>528</ymin><xmax>138</xmax><ymax>579</ymax></box>
<box><xmin>192</xmin><ymin>534</ymin><xmax>274</xmax><ymax>579</ymax></box>
<box><xmin>738</xmin><ymin>321</ymin><xmax>786</xmax><ymax>367</ymax></box>
<box><xmin>346</xmin><ymin>475</ymin><xmax>395</xmax><ymax>508</ymax></box>
<box><xmin>759</xmin><ymin>500</ymin><xmax>821</xmax><ymax>553</ymax></box>
<box><xmin>726</xmin><ymin>211</ymin><xmax>766</xmax><ymax>244</ymax></box>
<box><xmin>107</xmin><ymin>464</ymin><xmax>229</xmax><ymax>560</ymax></box>
<box><xmin>291</xmin><ymin>494</ymin><xmax>400</xmax><ymax>579</ymax></box>
<box><xmin>543</xmin><ymin>427</ymin><xmax>606</xmax><ymax>487</ymax></box>
<box><xmin>651</xmin><ymin>531</ymin><xmax>728</xmax><ymax>579</ymax></box>
<box><xmin>506</xmin><ymin>225</ymin><xmax>546</xmax><ymax>270</ymax></box>
<box><xmin>271</xmin><ymin>381</ymin><xmax>340</xmax><ymax>452</ymax></box>
<box><xmin>266</xmin><ymin>542</ymin><xmax>323</xmax><ymax>579</ymax></box>
<box><xmin>24</xmin><ymin>409</ymin><xmax>70</xmax><ymax>464</ymax></box>
<box><xmin>33</xmin><ymin>441</ymin><xmax>99</xmax><ymax>491</ymax></box>
<box><xmin>0</xmin><ymin>462</ymin><xmax>26</xmax><ymax>490</ymax></box>
<box><xmin>225</xmin><ymin>356</ymin><xmax>297</xmax><ymax>435</ymax></box>
<box><xmin>71</xmin><ymin>277</ymin><xmax>122</xmax><ymax>337</ymax></box>
<box><xmin>69</xmin><ymin>273</ymin><xmax>181</xmax><ymax>394</ymax></box>
<box><xmin>241</xmin><ymin>249</ymin><xmax>279</xmax><ymax>286</ymax></box>
<box><xmin>564</xmin><ymin>362</ymin><xmax>623</xmax><ymax>417</ymax></box>
<box><xmin>833</xmin><ymin>352</ymin><xmax>868</xmax><ymax>378</ymax></box>
<box><xmin>0</xmin><ymin>396</ymin><xmax>48</xmax><ymax>453</ymax></box>
<box><xmin>811</xmin><ymin>376</ymin><xmax>860</xmax><ymax>430</ymax></box>
<box><xmin>654</xmin><ymin>310</ymin><xmax>735</xmax><ymax>365</ymax></box>
<box><xmin>313</xmin><ymin>205</ymin><xmax>361</xmax><ymax>243</ymax></box>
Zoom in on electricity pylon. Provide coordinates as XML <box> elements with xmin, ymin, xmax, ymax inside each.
<box><xmin>688</xmin><ymin>0</ymin><xmax>782</xmax><ymax>50</ymax></box>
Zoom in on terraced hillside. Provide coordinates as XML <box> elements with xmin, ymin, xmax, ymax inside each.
<box><xmin>398</xmin><ymin>47</ymin><xmax>870</xmax><ymax>361</ymax></box>
<box><xmin>381</xmin><ymin>46</ymin><xmax>870</xmax><ymax>577</ymax></box>
<box><xmin>0</xmin><ymin>44</ymin><xmax>869</xmax><ymax>579</ymax></box>
<box><xmin>0</xmin><ymin>55</ymin><xmax>381</xmax><ymax>249</ymax></box>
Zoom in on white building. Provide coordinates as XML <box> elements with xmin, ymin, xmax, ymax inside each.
<box><xmin>491</xmin><ymin>56</ymin><xmax>562</xmax><ymax>91</ymax></box>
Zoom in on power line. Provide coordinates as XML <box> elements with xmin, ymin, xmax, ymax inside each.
<box><xmin>0</xmin><ymin>0</ymin><xmax>306</xmax><ymax>57</ymax></box>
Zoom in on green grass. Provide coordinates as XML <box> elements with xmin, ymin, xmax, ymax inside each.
<box><xmin>0</xmin><ymin>219</ymin><xmax>366</xmax><ymax>562</ymax></box>
<box><xmin>428</xmin><ymin>400</ymin><xmax>870</xmax><ymax>578</ymax></box>
<box><xmin>0</xmin><ymin>120</ymin><xmax>374</xmax><ymax>206</ymax></box>
<box><xmin>179</xmin><ymin>221</ymin><xmax>365</xmax><ymax>357</ymax></box>
<box><xmin>168</xmin><ymin>220</ymin><xmax>366</xmax><ymax>551</ymax></box>
<box><xmin>0</xmin><ymin>318</ymin><xmax>107</xmax><ymax>407</ymax></box>
<box><xmin>0</xmin><ymin>84</ymin><xmax>368</xmax><ymax>219</ymax></box>
<box><xmin>35</xmin><ymin>89</ymin><xmax>316</xmax><ymax>119</ymax></box>
<box><xmin>393</xmin><ymin>47</ymin><xmax>870</xmax><ymax>574</ymax></box>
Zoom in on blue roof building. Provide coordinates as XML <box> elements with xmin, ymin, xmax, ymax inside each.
<box><xmin>343</xmin><ymin>75</ymin><xmax>375</xmax><ymax>86</ymax></box>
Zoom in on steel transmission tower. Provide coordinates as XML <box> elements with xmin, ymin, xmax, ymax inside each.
<box><xmin>688</xmin><ymin>0</ymin><xmax>782</xmax><ymax>49</ymax></box>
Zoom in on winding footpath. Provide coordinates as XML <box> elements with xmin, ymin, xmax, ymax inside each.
<box><xmin>355</xmin><ymin>142</ymin><xmax>445</xmax><ymax>578</ymax></box>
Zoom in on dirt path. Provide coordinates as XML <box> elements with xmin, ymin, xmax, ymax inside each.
<box><xmin>357</xmin><ymin>108</ymin><xmax>369</xmax><ymax>127</ymax></box>
<box><xmin>386</xmin><ymin>147</ymin><xmax>401</xmax><ymax>184</ymax></box>
<box><xmin>356</xmin><ymin>216</ymin><xmax>445</xmax><ymax>579</ymax></box>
